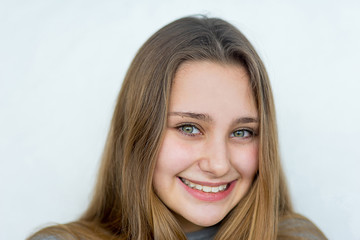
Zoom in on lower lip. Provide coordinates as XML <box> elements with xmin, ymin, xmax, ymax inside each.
<box><xmin>178</xmin><ymin>178</ymin><xmax>236</xmax><ymax>202</ymax></box>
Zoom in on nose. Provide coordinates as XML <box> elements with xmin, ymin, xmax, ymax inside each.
<box><xmin>198</xmin><ymin>136</ymin><xmax>231</xmax><ymax>177</ymax></box>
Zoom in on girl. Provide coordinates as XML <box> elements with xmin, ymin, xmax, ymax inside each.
<box><xmin>29</xmin><ymin>16</ymin><xmax>326</xmax><ymax>240</ymax></box>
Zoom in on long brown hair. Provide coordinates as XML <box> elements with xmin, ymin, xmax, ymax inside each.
<box><xmin>29</xmin><ymin>16</ymin><xmax>296</xmax><ymax>240</ymax></box>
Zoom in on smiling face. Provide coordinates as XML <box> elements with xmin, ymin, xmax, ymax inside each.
<box><xmin>152</xmin><ymin>61</ymin><xmax>259</xmax><ymax>232</ymax></box>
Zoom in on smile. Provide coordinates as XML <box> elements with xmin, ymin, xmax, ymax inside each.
<box><xmin>180</xmin><ymin>177</ymin><xmax>229</xmax><ymax>193</ymax></box>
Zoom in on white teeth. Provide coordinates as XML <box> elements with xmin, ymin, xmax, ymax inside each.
<box><xmin>202</xmin><ymin>186</ymin><xmax>211</xmax><ymax>192</ymax></box>
<box><xmin>181</xmin><ymin>178</ymin><xmax>228</xmax><ymax>193</ymax></box>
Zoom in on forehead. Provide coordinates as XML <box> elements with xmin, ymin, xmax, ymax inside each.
<box><xmin>170</xmin><ymin>61</ymin><xmax>257</xmax><ymax>118</ymax></box>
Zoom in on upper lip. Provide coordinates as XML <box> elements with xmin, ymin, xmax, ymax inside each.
<box><xmin>179</xmin><ymin>177</ymin><xmax>235</xmax><ymax>186</ymax></box>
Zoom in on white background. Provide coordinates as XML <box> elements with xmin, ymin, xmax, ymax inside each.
<box><xmin>1</xmin><ymin>1</ymin><xmax>359</xmax><ymax>239</ymax></box>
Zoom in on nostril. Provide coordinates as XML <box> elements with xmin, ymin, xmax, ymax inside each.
<box><xmin>198</xmin><ymin>157</ymin><xmax>231</xmax><ymax>177</ymax></box>
<box><xmin>197</xmin><ymin>139</ymin><xmax>231</xmax><ymax>176</ymax></box>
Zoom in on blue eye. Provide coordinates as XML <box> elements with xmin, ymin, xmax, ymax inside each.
<box><xmin>231</xmin><ymin>129</ymin><xmax>253</xmax><ymax>138</ymax></box>
<box><xmin>179</xmin><ymin>125</ymin><xmax>201</xmax><ymax>135</ymax></box>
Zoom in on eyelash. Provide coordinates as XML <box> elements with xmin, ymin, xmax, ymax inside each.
<box><xmin>230</xmin><ymin>129</ymin><xmax>254</xmax><ymax>139</ymax></box>
<box><xmin>176</xmin><ymin>124</ymin><xmax>256</xmax><ymax>139</ymax></box>
<box><xmin>177</xmin><ymin>124</ymin><xmax>202</xmax><ymax>136</ymax></box>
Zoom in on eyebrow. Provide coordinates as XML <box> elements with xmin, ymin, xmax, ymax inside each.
<box><xmin>169</xmin><ymin>112</ymin><xmax>213</xmax><ymax>122</ymax></box>
<box><xmin>235</xmin><ymin>117</ymin><xmax>259</xmax><ymax>124</ymax></box>
<box><xmin>169</xmin><ymin>111</ymin><xmax>259</xmax><ymax>124</ymax></box>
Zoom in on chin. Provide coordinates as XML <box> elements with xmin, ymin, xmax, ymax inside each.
<box><xmin>185</xmin><ymin>211</ymin><xmax>226</xmax><ymax>228</ymax></box>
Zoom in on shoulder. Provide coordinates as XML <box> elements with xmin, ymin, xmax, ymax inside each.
<box><xmin>27</xmin><ymin>221</ymin><xmax>115</xmax><ymax>240</ymax></box>
<box><xmin>278</xmin><ymin>214</ymin><xmax>327</xmax><ymax>240</ymax></box>
<box><xmin>28</xmin><ymin>235</ymin><xmax>60</xmax><ymax>240</ymax></box>
<box><xmin>27</xmin><ymin>224</ymin><xmax>80</xmax><ymax>240</ymax></box>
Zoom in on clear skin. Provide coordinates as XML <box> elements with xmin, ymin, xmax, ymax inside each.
<box><xmin>153</xmin><ymin>61</ymin><xmax>259</xmax><ymax>233</ymax></box>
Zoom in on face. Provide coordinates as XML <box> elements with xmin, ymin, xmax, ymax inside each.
<box><xmin>153</xmin><ymin>61</ymin><xmax>259</xmax><ymax>232</ymax></box>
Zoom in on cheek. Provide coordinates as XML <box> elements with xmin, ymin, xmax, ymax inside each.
<box><xmin>230</xmin><ymin>142</ymin><xmax>259</xmax><ymax>179</ymax></box>
<box><xmin>155</xmin><ymin>132</ymin><xmax>197</xmax><ymax>175</ymax></box>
